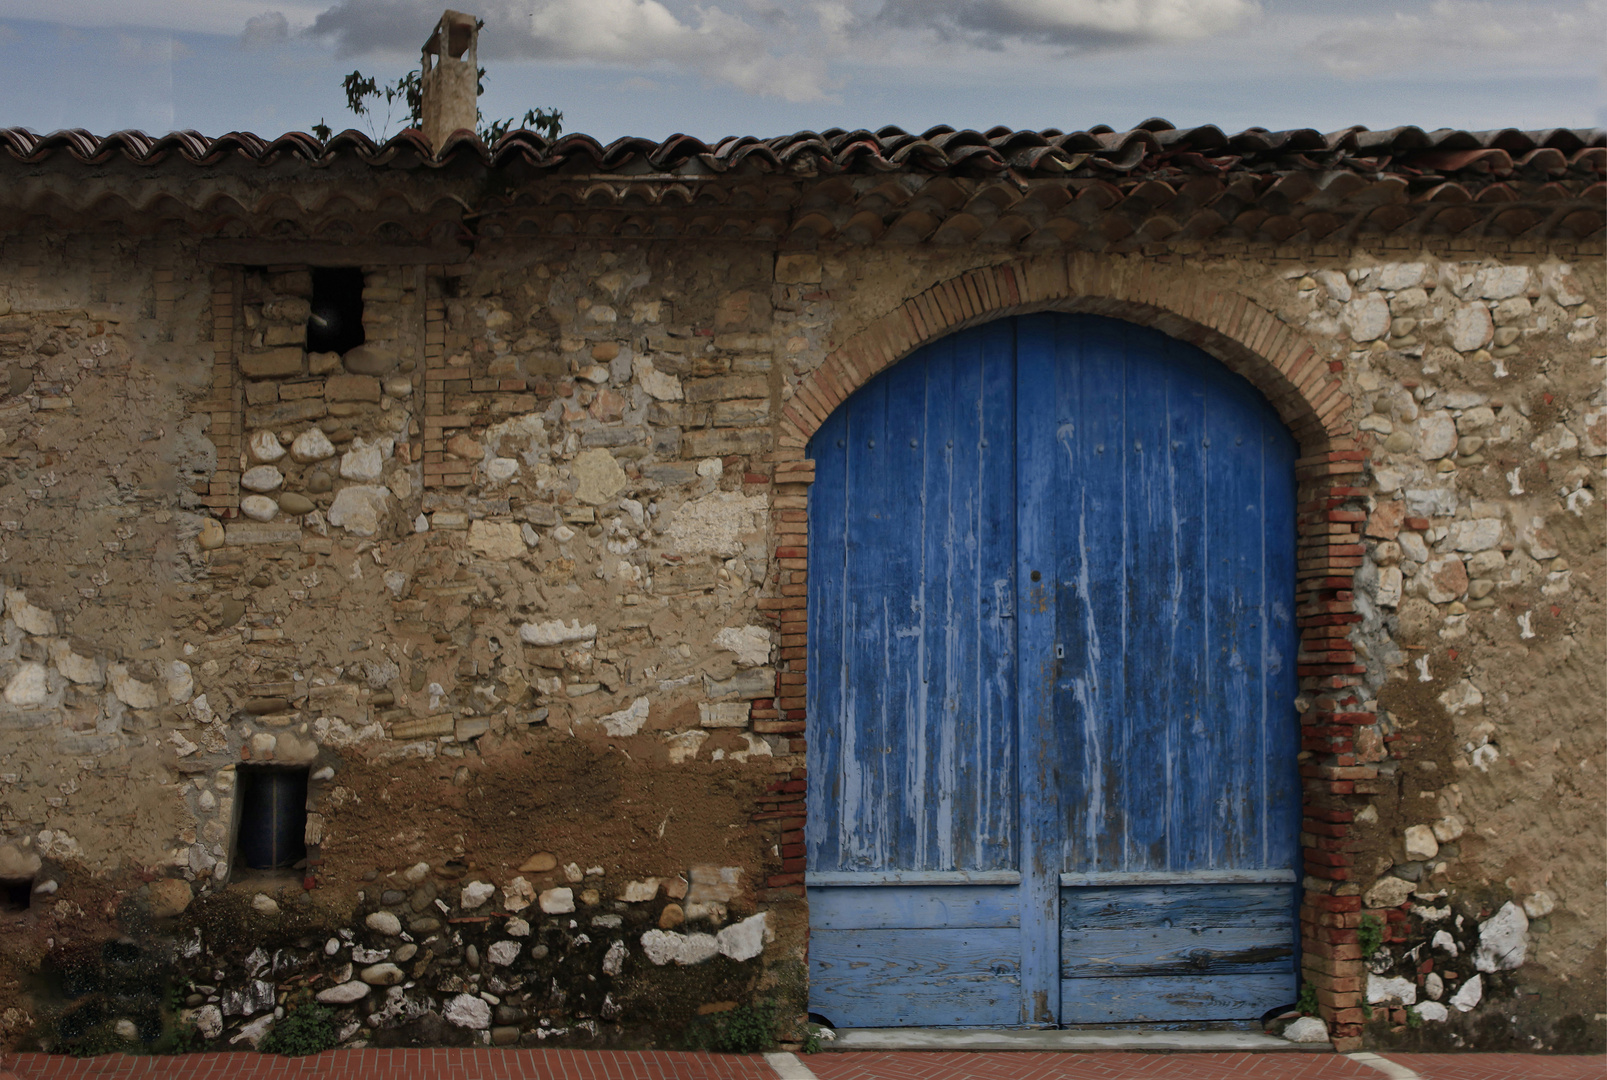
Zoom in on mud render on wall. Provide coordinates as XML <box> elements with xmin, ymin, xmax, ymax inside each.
<box><xmin>0</xmin><ymin>35</ymin><xmax>1602</xmax><ymax>1052</ymax></box>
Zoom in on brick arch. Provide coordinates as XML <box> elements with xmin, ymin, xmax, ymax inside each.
<box><xmin>767</xmin><ymin>254</ymin><xmax>1377</xmax><ymax>1050</ymax></box>
<box><xmin>778</xmin><ymin>255</ymin><xmax>1356</xmax><ymax>458</ymax></box>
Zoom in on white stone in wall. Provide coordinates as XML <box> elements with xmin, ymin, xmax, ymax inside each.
<box><xmin>664</xmin><ymin>730</ymin><xmax>708</xmax><ymax>763</ymax></box>
<box><xmin>315</xmin><ymin>981</ymin><xmax>370</xmax><ymax>1005</ymax></box>
<box><xmin>1474</xmin><ymin>901</ymin><xmax>1528</xmax><ymax>972</ymax></box>
<box><xmin>1437</xmin><ymin>680</ymin><xmax>1484</xmax><ymax>714</ymax></box>
<box><xmin>3</xmin><ymin>662</ymin><xmax>47</xmax><ymax>706</ymax></box>
<box><xmin>573</xmin><ymin>448</ymin><xmax>628</xmax><ymax>504</ymax></box>
<box><xmin>339</xmin><ymin>440</ymin><xmax>385</xmax><ymax>481</ymax></box>
<box><xmin>1531</xmin><ymin>424</ymin><xmax>1579</xmax><ymax>459</ymax></box>
<box><xmin>1376</xmin><ymin>567</ymin><xmax>1402</xmax><ymax>608</ymax></box>
<box><xmin>620</xmin><ymin>879</ymin><xmax>660</xmax><ymax>903</ymax></box>
<box><xmin>1398</xmin><ymin>532</ymin><xmax>1428</xmax><ymax>564</ymax></box>
<box><xmin>1448</xmin><ymin>519</ymin><xmax>1502</xmax><ymax>552</ymax></box>
<box><xmin>247</xmin><ymin>430</ymin><xmax>286</xmax><ymax>463</ymax></box>
<box><xmin>461</xmin><ymin>881</ymin><xmax>496</xmax><ymax>910</ymax></box>
<box><xmin>1432</xmin><ymin>815</ymin><xmax>1465</xmax><ymax>843</ymax></box>
<box><xmin>714</xmin><ymin>625</ymin><xmax>771</xmax><ymax>668</ymax></box>
<box><xmin>715</xmin><ymin>912</ymin><xmax>771</xmax><ymax>961</ymax></box>
<box><xmin>1432</xmin><ymin>929</ymin><xmax>1459</xmax><ymax>957</ymax></box>
<box><xmin>1519</xmin><ymin>891</ymin><xmax>1556</xmax><ymax>919</ymax></box>
<box><xmin>290</xmin><ymin>428</ymin><xmax>336</xmax><ymax>463</ymax></box>
<box><xmin>1363</xmin><ymin>876</ymin><xmax>1415</xmax><ymax>909</ymax></box>
<box><xmin>240</xmin><ymin>465</ymin><xmax>284</xmax><ymax>492</ymax></box>
<box><xmin>240</xmin><ymin>495</ymin><xmax>279</xmax><ymax>522</ymax></box>
<box><xmin>1367</xmin><ymin>974</ymin><xmax>1417</xmax><ymax>1006</ymax></box>
<box><xmin>444</xmin><ymin>993</ymin><xmax>492</xmax><ymax>1029</ymax></box>
<box><xmin>635</xmin><ymin>357</ymin><xmax>683</xmax><ymax>401</ymax></box>
<box><xmin>47</xmin><ymin>639</ymin><xmax>100</xmax><ymax>685</ymax></box>
<box><xmin>592</xmin><ymin>696</ymin><xmax>650</xmax><ymax>737</ymax></box>
<box><xmin>326</xmin><ymin>485</ymin><xmax>391</xmax><ymax>536</ymax></box>
<box><xmin>640</xmin><ymin>929</ymin><xmax>719</xmax><ymax>966</ymax></box>
<box><xmin>165</xmin><ymin>660</ymin><xmax>194</xmax><ymax>704</ymax></box>
<box><xmin>467</xmin><ymin>520</ymin><xmax>524</xmax><ymax>560</ymax></box>
<box><xmin>1416</xmin><ymin>412</ymin><xmax>1458</xmax><ymax>460</ymax></box>
<box><xmin>485</xmin><ymin>457</ymin><xmax>520</xmax><ymax>482</ymax></box>
<box><xmin>1448</xmin><ymin>303</ymin><xmax>1494</xmax><ymax>352</ymax></box>
<box><xmin>699</xmin><ymin>702</ymin><xmax>750</xmax><ymax>728</ymax></box>
<box><xmin>729</xmin><ymin>733</ymin><xmax>773</xmax><ymax>763</ymax></box>
<box><xmin>6</xmin><ymin>590</ymin><xmax>55</xmax><ymax>636</ymax></box>
<box><xmin>1450</xmin><ymin>973</ymin><xmax>1483</xmax><ymax>1011</ymax></box>
<box><xmin>487</xmin><ymin>941</ymin><xmax>521</xmax><ymax>967</ymax></box>
<box><xmin>1414</xmin><ymin>1002</ymin><xmax>1449</xmax><ymax>1023</ymax></box>
<box><xmin>1475</xmin><ymin>266</ymin><xmax>1530</xmax><ymax>299</ymax></box>
<box><xmin>666</xmin><ymin>492</ymin><xmax>768</xmax><ymax>556</ymax></box>
<box><xmin>107</xmin><ymin>662</ymin><xmax>158</xmax><ymax>709</ymax></box>
<box><xmin>602</xmin><ymin>939</ymin><xmax>627</xmax><ymax>975</ymax></box>
<box><xmin>1425</xmin><ymin>972</ymin><xmax>1444</xmax><ymax>1000</ymax></box>
<box><xmin>1377</xmin><ymin>263</ymin><xmax>1426</xmax><ymax>290</ymax></box>
<box><xmin>365</xmin><ymin>911</ymin><xmax>402</xmax><ymax>935</ymax></box>
<box><xmin>519</xmin><ymin>619</ymin><xmax>596</xmax><ymax>646</ymax></box>
<box><xmin>1404</xmin><ymin>825</ymin><xmax>1439</xmax><ymax>861</ymax></box>
<box><xmin>1313</xmin><ymin>270</ymin><xmax>1351</xmax><ymax>302</ymax></box>
<box><xmin>540</xmin><ymin>887</ymin><xmax>576</xmax><ymax>914</ymax></box>
<box><xmin>1342</xmin><ymin>294</ymin><xmax>1391</xmax><ymax>342</ymax></box>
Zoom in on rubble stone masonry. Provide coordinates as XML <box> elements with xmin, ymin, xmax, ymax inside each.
<box><xmin>0</xmin><ymin>220</ymin><xmax>1600</xmax><ymax>1054</ymax></box>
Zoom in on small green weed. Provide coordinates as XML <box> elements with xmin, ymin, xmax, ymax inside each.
<box><xmin>1405</xmin><ymin>1006</ymin><xmax>1423</xmax><ymax>1028</ymax></box>
<box><xmin>1359</xmin><ymin>914</ymin><xmax>1385</xmax><ymax>958</ymax></box>
<box><xmin>1295</xmin><ymin>982</ymin><xmax>1320</xmax><ymax>1016</ymax></box>
<box><xmin>259</xmin><ymin>993</ymin><xmax>338</xmax><ymax>1056</ymax></box>
<box><xmin>687</xmin><ymin>1001</ymin><xmax>777</xmax><ymax>1054</ymax></box>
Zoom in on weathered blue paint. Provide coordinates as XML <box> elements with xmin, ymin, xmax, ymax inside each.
<box><xmin>807</xmin><ymin>314</ymin><xmax>1299</xmax><ymax>1027</ymax></box>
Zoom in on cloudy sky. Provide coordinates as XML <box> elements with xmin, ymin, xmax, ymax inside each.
<box><xmin>0</xmin><ymin>0</ymin><xmax>1600</xmax><ymax>142</ymax></box>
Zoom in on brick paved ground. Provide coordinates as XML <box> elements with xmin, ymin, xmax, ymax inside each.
<box><xmin>0</xmin><ymin>1050</ymin><xmax>778</xmax><ymax>1080</ymax></box>
<box><xmin>803</xmin><ymin>1051</ymin><xmax>1384</xmax><ymax>1080</ymax></box>
<box><xmin>2</xmin><ymin>1050</ymin><xmax>1603</xmax><ymax>1080</ymax></box>
<box><xmin>1380</xmin><ymin>1053</ymin><xmax>1606</xmax><ymax>1080</ymax></box>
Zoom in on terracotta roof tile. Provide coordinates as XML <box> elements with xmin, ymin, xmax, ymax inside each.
<box><xmin>2</xmin><ymin>121</ymin><xmax>1601</xmax><ymax>181</ymax></box>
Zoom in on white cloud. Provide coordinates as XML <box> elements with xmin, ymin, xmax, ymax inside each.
<box><xmin>310</xmin><ymin>0</ymin><xmax>833</xmax><ymax>100</ymax></box>
<box><xmin>1303</xmin><ymin>0</ymin><xmax>1604</xmax><ymax>78</ymax></box>
<box><xmin>240</xmin><ymin>10</ymin><xmax>291</xmax><ymax>48</ymax></box>
<box><xmin>0</xmin><ymin>0</ymin><xmax>325</xmax><ymax>37</ymax></box>
<box><xmin>876</xmin><ymin>0</ymin><xmax>1257</xmax><ymax>48</ymax></box>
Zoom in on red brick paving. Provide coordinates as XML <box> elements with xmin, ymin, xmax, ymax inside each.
<box><xmin>804</xmin><ymin>1051</ymin><xmax>1382</xmax><ymax>1080</ymax></box>
<box><xmin>1</xmin><ymin>1050</ymin><xmax>777</xmax><ymax>1080</ymax></box>
<box><xmin>1382</xmin><ymin>1053</ymin><xmax>1606</xmax><ymax>1080</ymax></box>
<box><xmin>3</xmin><ymin>1050</ymin><xmax>1604</xmax><ymax>1080</ymax></box>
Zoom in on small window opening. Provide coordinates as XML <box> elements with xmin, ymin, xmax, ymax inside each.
<box><xmin>235</xmin><ymin>765</ymin><xmax>309</xmax><ymax>872</ymax></box>
<box><xmin>307</xmin><ymin>267</ymin><xmax>365</xmax><ymax>355</ymax></box>
<box><xmin>0</xmin><ymin>877</ymin><xmax>32</xmax><ymax>912</ymax></box>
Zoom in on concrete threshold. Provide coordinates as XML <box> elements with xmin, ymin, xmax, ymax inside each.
<box><xmin>824</xmin><ymin>1028</ymin><xmax>1330</xmax><ymax>1053</ymax></box>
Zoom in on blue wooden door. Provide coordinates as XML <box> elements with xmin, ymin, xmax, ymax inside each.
<box><xmin>806</xmin><ymin>314</ymin><xmax>1298</xmax><ymax>1028</ymax></box>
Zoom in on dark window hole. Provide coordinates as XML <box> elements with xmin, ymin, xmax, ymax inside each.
<box><xmin>235</xmin><ymin>765</ymin><xmax>309</xmax><ymax>872</ymax></box>
<box><xmin>1</xmin><ymin>877</ymin><xmax>33</xmax><ymax>912</ymax></box>
<box><xmin>307</xmin><ymin>267</ymin><xmax>365</xmax><ymax>355</ymax></box>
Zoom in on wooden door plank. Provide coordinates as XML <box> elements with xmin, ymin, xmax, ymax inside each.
<box><xmin>809</xmin><ymin>883</ymin><xmax>1020</xmax><ymax>929</ymax></box>
<box><xmin>1060</xmin><ymin>883</ymin><xmax>1299</xmax><ymax>927</ymax></box>
<box><xmin>1014</xmin><ymin>312</ymin><xmax>1061</xmax><ymax>1026</ymax></box>
<box><xmin>1202</xmin><ymin>365</ymin><xmax>1264</xmax><ymax>870</ymax></box>
<box><xmin>1058</xmin><ymin>973</ymin><xmax>1297</xmax><ymax>1024</ymax></box>
<box><xmin>1163</xmin><ymin>342</ymin><xmax>1212</xmax><ymax>874</ymax></box>
<box><xmin>1259</xmin><ymin>410</ymin><xmax>1301</xmax><ymax>871</ymax></box>
<box><xmin>1061</xmin><ymin>925</ymin><xmax>1295</xmax><ymax>977</ymax></box>
<box><xmin>1120</xmin><ymin>335</ymin><xmax>1175</xmax><ymax>872</ymax></box>
<box><xmin>806</xmin><ymin>394</ymin><xmax>851</xmax><ymax>872</ymax></box>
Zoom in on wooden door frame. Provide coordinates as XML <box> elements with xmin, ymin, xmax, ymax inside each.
<box><xmin>767</xmin><ymin>254</ymin><xmax>1374</xmax><ymax>1046</ymax></box>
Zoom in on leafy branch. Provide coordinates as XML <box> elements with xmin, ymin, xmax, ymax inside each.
<box><xmin>311</xmin><ymin>28</ymin><xmax>561</xmax><ymax>145</ymax></box>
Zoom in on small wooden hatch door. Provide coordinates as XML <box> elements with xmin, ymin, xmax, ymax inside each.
<box><xmin>806</xmin><ymin>313</ymin><xmax>1300</xmax><ymax>1027</ymax></box>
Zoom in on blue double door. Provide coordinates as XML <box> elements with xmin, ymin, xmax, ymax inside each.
<box><xmin>805</xmin><ymin>314</ymin><xmax>1301</xmax><ymax>1028</ymax></box>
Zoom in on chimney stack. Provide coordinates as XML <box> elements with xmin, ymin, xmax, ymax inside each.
<box><xmin>420</xmin><ymin>10</ymin><xmax>478</xmax><ymax>153</ymax></box>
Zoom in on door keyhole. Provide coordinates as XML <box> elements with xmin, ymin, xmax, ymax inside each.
<box><xmin>1030</xmin><ymin>570</ymin><xmax>1041</xmax><ymax>582</ymax></box>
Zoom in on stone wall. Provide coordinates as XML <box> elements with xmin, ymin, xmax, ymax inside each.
<box><xmin>0</xmin><ymin>224</ymin><xmax>1600</xmax><ymax>1054</ymax></box>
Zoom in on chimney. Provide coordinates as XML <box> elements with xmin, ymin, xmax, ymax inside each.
<box><xmin>420</xmin><ymin>10</ymin><xmax>478</xmax><ymax>153</ymax></box>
